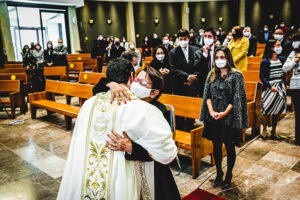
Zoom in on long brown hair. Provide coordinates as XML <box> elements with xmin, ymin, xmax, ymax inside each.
<box><xmin>208</xmin><ymin>46</ymin><xmax>240</xmax><ymax>84</ymax></box>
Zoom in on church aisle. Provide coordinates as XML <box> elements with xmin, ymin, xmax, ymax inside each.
<box><xmin>0</xmin><ymin>98</ymin><xmax>299</xmax><ymax>200</ymax></box>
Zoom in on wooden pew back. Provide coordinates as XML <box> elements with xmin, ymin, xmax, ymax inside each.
<box><xmin>242</xmin><ymin>71</ymin><xmax>261</xmax><ymax>83</ymax></box>
<box><xmin>79</xmin><ymin>72</ymin><xmax>106</xmax><ymax>85</ymax></box>
<box><xmin>247</xmin><ymin>63</ymin><xmax>260</xmax><ymax>71</ymax></box>
<box><xmin>44</xmin><ymin>66</ymin><xmax>67</xmax><ymax>77</ymax></box>
<box><xmin>0</xmin><ymin>73</ymin><xmax>27</xmax><ymax>83</ymax></box>
<box><xmin>0</xmin><ymin>68</ymin><xmax>26</xmax><ymax>73</ymax></box>
<box><xmin>67</xmin><ymin>53</ymin><xmax>90</xmax><ymax>61</ymax></box>
<box><xmin>4</xmin><ymin>64</ymin><xmax>23</xmax><ymax>68</ymax></box>
<box><xmin>0</xmin><ymin>80</ymin><xmax>20</xmax><ymax>92</ymax></box>
<box><xmin>45</xmin><ymin>80</ymin><xmax>93</xmax><ymax>99</ymax></box>
<box><xmin>68</xmin><ymin>61</ymin><xmax>84</xmax><ymax>71</ymax></box>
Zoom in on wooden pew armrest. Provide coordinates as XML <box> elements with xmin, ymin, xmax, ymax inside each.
<box><xmin>28</xmin><ymin>91</ymin><xmax>47</xmax><ymax>102</ymax></box>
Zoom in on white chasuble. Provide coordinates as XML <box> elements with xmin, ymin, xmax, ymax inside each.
<box><xmin>57</xmin><ymin>91</ymin><xmax>177</xmax><ymax>200</ymax></box>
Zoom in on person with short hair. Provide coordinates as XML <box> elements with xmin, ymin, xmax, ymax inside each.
<box><xmin>228</xmin><ymin>26</ymin><xmax>249</xmax><ymax>71</ymax></box>
<box><xmin>273</xmin><ymin>27</ymin><xmax>293</xmax><ymax>58</ymax></box>
<box><xmin>110</xmin><ymin>38</ymin><xmax>125</xmax><ymax>60</ymax></box>
<box><xmin>53</xmin><ymin>39</ymin><xmax>68</xmax><ymax>66</ymax></box>
<box><xmin>259</xmin><ymin>25</ymin><xmax>272</xmax><ymax>43</ymax></box>
<box><xmin>128</xmin><ymin>41</ymin><xmax>141</xmax><ymax>69</ymax></box>
<box><xmin>162</xmin><ymin>35</ymin><xmax>173</xmax><ymax>52</ymax></box>
<box><xmin>57</xmin><ymin>58</ymin><xmax>177</xmax><ymax>200</ymax></box>
<box><xmin>243</xmin><ymin>26</ymin><xmax>257</xmax><ymax>57</ymax></box>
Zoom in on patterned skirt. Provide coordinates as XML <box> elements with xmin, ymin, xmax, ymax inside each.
<box><xmin>262</xmin><ymin>81</ymin><xmax>286</xmax><ymax>115</ymax></box>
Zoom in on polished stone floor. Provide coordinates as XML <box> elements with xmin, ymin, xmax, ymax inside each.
<box><xmin>0</xmin><ymin>96</ymin><xmax>299</xmax><ymax>200</ymax></box>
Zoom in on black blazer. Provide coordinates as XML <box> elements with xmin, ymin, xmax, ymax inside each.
<box><xmin>280</xmin><ymin>39</ymin><xmax>293</xmax><ymax>58</ymax></box>
<box><xmin>247</xmin><ymin>35</ymin><xmax>257</xmax><ymax>57</ymax></box>
<box><xmin>194</xmin><ymin>49</ymin><xmax>211</xmax><ymax>97</ymax></box>
<box><xmin>110</xmin><ymin>45</ymin><xmax>125</xmax><ymax>60</ymax></box>
<box><xmin>44</xmin><ymin>50</ymin><xmax>54</xmax><ymax>64</ymax></box>
<box><xmin>169</xmin><ymin>45</ymin><xmax>199</xmax><ymax>95</ymax></box>
<box><xmin>258</xmin><ymin>30</ymin><xmax>272</xmax><ymax>43</ymax></box>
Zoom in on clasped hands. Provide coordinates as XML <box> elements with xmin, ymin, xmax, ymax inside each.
<box><xmin>159</xmin><ymin>68</ymin><xmax>170</xmax><ymax>75</ymax></box>
<box><xmin>209</xmin><ymin>111</ymin><xmax>227</xmax><ymax>120</ymax></box>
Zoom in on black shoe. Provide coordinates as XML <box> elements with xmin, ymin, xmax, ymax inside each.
<box><xmin>222</xmin><ymin>173</ymin><xmax>232</xmax><ymax>190</ymax></box>
<box><xmin>270</xmin><ymin>135</ymin><xmax>282</xmax><ymax>140</ymax></box>
<box><xmin>213</xmin><ymin>172</ymin><xmax>224</xmax><ymax>188</ymax></box>
<box><xmin>260</xmin><ymin>134</ymin><xmax>267</xmax><ymax>140</ymax></box>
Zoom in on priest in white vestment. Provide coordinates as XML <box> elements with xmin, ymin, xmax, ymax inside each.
<box><xmin>57</xmin><ymin>58</ymin><xmax>177</xmax><ymax>200</ymax></box>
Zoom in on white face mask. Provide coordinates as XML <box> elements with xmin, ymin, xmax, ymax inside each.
<box><xmin>156</xmin><ymin>54</ymin><xmax>165</xmax><ymax>61</ymax></box>
<box><xmin>292</xmin><ymin>41</ymin><xmax>300</xmax><ymax>49</ymax></box>
<box><xmin>99</xmin><ymin>37</ymin><xmax>103</xmax><ymax>40</ymax></box>
<box><xmin>280</xmin><ymin>24</ymin><xmax>285</xmax><ymax>27</ymax></box>
<box><xmin>204</xmin><ymin>38</ymin><xmax>214</xmax><ymax>46</ymax></box>
<box><xmin>215</xmin><ymin>59</ymin><xmax>227</xmax><ymax>68</ymax></box>
<box><xmin>199</xmin><ymin>32</ymin><xmax>204</xmax><ymax>36</ymax></box>
<box><xmin>274</xmin><ymin>34</ymin><xmax>283</xmax><ymax>40</ymax></box>
<box><xmin>216</xmin><ymin>31</ymin><xmax>220</xmax><ymax>36</ymax></box>
<box><xmin>264</xmin><ymin>28</ymin><xmax>268</xmax><ymax>31</ymax></box>
<box><xmin>153</xmin><ymin>35</ymin><xmax>157</xmax><ymax>39</ymax></box>
<box><xmin>58</xmin><ymin>43</ymin><xmax>63</xmax><ymax>47</ymax></box>
<box><xmin>179</xmin><ymin>40</ymin><xmax>188</xmax><ymax>48</ymax></box>
<box><xmin>123</xmin><ymin>39</ymin><xmax>126</xmax><ymax>42</ymax></box>
<box><xmin>228</xmin><ymin>36</ymin><xmax>233</xmax><ymax>40</ymax></box>
<box><xmin>47</xmin><ymin>44</ymin><xmax>52</xmax><ymax>48</ymax></box>
<box><xmin>130</xmin><ymin>82</ymin><xmax>152</xmax><ymax>99</ymax></box>
<box><xmin>163</xmin><ymin>40</ymin><xmax>169</xmax><ymax>45</ymax></box>
<box><xmin>243</xmin><ymin>32</ymin><xmax>251</xmax><ymax>37</ymax></box>
<box><xmin>274</xmin><ymin>47</ymin><xmax>282</xmax><ymax>54</ymax></box>
<box><xmin>145</xmin><ymin>38</ymin><xmax>148</xmax><ymax>41</ymax></box>
<box><xmin>130</xmin><ymin>44</ymin><xmax>135</xmax><ymax>49</ymax></box>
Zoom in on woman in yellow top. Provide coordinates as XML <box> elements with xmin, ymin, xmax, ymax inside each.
<box><xmin>228</xmin><ymin>26</ymin><xmax>249</xmax><ymax>71</ymax></box>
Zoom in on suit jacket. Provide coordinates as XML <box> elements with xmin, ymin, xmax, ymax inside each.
<box><xmin>169</xmin><ymin>45</ymin><xmax>199</xmax><ymax>96</ymax></box>
<box><xmin>258</xmin><ymin>30</ymin><xmax>271</xmax><ymax>43</ymax></box>
<box><xmin>247</xmin><ymin>35</ymin><xmax>257</xmax><ymax>57</ymax></box>
<box><xmin>110</xmin><ymin>45</ymin><xmax>125</xmax><ymax>60</ymax></box>
<box><xmin>228</xmin><ymin>37</ymin><xmax>249</xmax><ymax>71</ymax></box>
<box><xmin>280</xmin><ymin>39</ymin><xmax>293</xmax><ymax>58</ymax></box>
<box><xmin>194</xmin><ymin>49</ymin><xmax>211</xmax><ymax>97</ymax></box>
<box><xmin>163</xmin><ymin>44</ymin><xmax>173</xmax><ymax>52</ymax></box>
<box><xmin>196</xmin><ymin>35</ymin><xmax>204</xmax><ymax>48</ymax></box>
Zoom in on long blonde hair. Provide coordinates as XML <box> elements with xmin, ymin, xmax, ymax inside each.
<box><xmin>208</xmin><ymin>46</ymin><xmax>240</xmax><ymax>84</ymax></box>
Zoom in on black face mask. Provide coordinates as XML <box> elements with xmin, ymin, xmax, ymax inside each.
<box><xmin>115</xmin><ymin>42</ymin><xmax>120</xmax><ymax>46</ymax></box>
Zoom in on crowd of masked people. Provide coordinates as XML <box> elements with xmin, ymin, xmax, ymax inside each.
<box><xmin>21</xmin><ymin>39</ymin><xmax>68</xmax><ymax>92</ymax></box>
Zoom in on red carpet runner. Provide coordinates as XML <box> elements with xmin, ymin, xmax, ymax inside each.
<box><xmin>182</xmin><ymin>188</ymin><xmax>227</xmax><ymax>200</ymax></box>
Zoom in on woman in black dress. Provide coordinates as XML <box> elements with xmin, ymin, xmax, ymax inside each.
<box><xmin>21</xmin><ymin>45</ymin><xmax>31</xmax><ymax>68</ymax></box>
<box><xmin>44</xmin><ymin>41</ymin><xmax>54</xmax><ymax>67</ymax></box>
<box><xmin>200</xmin><ymin>46</ymin><xmax>248</xmax><ymax>190</ymax></box>
<box><xmin>149</xmin><ymin>45</ymin><xmax>173</xmax><ymax>94</ymax></box>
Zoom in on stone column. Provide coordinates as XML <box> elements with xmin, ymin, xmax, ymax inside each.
<box><xmin>68</xmin><ymin>6</ymin><xmax>81</xmax><ymax>53</ymax></box>
<box><xmin>0</xmin><ymin>1</ymin><xmax>15</xmax><ymax>61</ymax></box>
<box><xmin>126</xmin><ymin>2</ymin><xmax>136</xmax><ymax>44</ymax></box>
<box><xmin>239</xmin><ymin>0</ymin><xmax>246</xmax><ymax>27</ymax></box>
<box><xmin>182</xmin><ymin>2</ymin><xmax>189</xmax><ymax>30</ymax></box>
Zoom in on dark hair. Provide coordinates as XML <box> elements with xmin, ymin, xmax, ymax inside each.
<box><xmin>233</xmin><ymin>26</ymin><xmax>244</xmax><ymax>39</ymax></box>
<box><xmin>290</xmin><ymin>31</ymin><xmax>300</xmax><ymax>41</ymax></box>
<box><xmin>106</xmin><ymin>58</ymin><xmax>134</xmax><ymax>84</ymax></box>
<box><xmin>177</xmin><ymin>29</ymin><xmax>189</xmax><ymax>38</ymax></box>
<box><xmin>139</xmin><ymin>66</ymin><xmax>165</xmax><ymax>101</ymax></box>
<box><xmin>121</xmin><ymin>50</ymin><xmax>138</xmax><ymax>62</ymax></box>
<box><xmin>204</xmin><ymin>27</ymin><xmax>216</xmax><ymax>37</ymax></box>
<box><xmin>35</xmin><ymin>43</ymin><xmax>42</xmax><ymax>50</ymax></box>
<box><xmin>152</xmin><ymin>45</ymin><xmax>169</xmax><ymax>62</ymax></box>
<box><xmin>275</xmin><ymin>27</ymin><xmax>284</xmax><ymax>32</ymax></box>
<box><xmin>295</xmin><ymin>48</ymin><xmax>300</xmax><ymax>54</ymax></box>
<box><xmin>47</xmin><ymin>41</ymin><xmax>53</xmax><ymax>51</ymax></box>
<box><xmin>263</xmin><ymin>39</ymin><xmax>278</xmax><ymax>59</ymax></box>
<box><xmin>22</xmin><ymin>45</ymin><xmax>29</xmax><ymax>54</ymax></box>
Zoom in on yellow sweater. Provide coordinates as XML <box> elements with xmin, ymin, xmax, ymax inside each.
<box><xmin>228</xmin><ymin>37</ymin><xmax>249</xmax><ymax>71</ymax></box>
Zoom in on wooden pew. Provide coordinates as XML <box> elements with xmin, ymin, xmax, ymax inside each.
<box><xmin>247</xmin><ymin>63</ymin><xmax>260</xmax><ymax>71</ymax></box>
<box><xmin>158</xmin><ymin>94</ymin><xmax>210</xmax><ymax>178</ymax></box>
<box><xmin>79</xmin><ymin>72</ymin><xmax>106</xmax><ymax>85</ymax></box>
<box><xmin>0</xmin><ymin>68</ymin><xmax>26</xmax><ymax>73</ymax></box>
<box><xmin>102</xmin><ymin>66</ymin><xmax>107</xmax><ymax>73</ymax></box>
<box><xmin>6</xmin><ymin>61</ymin><xmax>22</xmax><ymax>64</ymax></box>
<box><xmin>28</xmin><ymin>80</ymin><xmax>94</xmax><ymax>129</ymax></box>
<box><xmin>44</xmin><ymin>66</ymin><xmax>68</xmax><ymax>81</ymax></box>
<box><xmin>4</xmin><ymin>64</ymin><xmax>23</xmax><ymax>68</ymax></box>
<box><xmin>144</xmin><ymin>57</ymin><xmax>153</xmax><ymax>62</ymax></box>
<box><xmin>68</xmin><ymin>61</ymin><xmax>84</xmax><ymax>80</ymax></box>
<box><xmin>242</xmin><ymin>71</ymin><xmax>261</xmax><ymax>83</ymax></box>
<box><xmin>0</xmin><ymin>73</ymin><xmax>28</xmax><ymax>83</ymax></box>
<box><xmin>248</xmin><ymin>56</ymin><xmax>262</xmax><ymax>64</ymax></box>
<box><xmin>0</xmin><ymin>80</ymin><xmax>26</xmax><ymax>118</ymax></box>
<box><xmin>84</xmin><ymin>59</ymin><xmax>98</xmax><ymax>72</ymax></box>
<box><xmin>67</xmin><ymin>53</ymin><xmax>90</xmax><ymax>61</ymax></box>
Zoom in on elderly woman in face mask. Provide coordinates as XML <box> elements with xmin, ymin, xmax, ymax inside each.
<box><xmin>93</xmin><ymin>66</ymin><xmax>181</xmax><ymax>200</ymax></box>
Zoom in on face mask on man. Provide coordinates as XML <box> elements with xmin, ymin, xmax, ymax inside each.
<box><xmin>274</xmin><ymin>47</ymin><xmax>283</xmax><ymax>54</ymax></box>
<box><xmin>199</xmin><ymin>32</ymin><xmax>204</xmax><ymax>36</ymax></box>
<box><xmin>243</xmin><ymin>32</ymin><xmax>251</xmax><ymax>37</ymax></box>
<box><xmin>156</xmin><ymin>54</ymin><xmax>165</xmax><ymax>61</ymax></box>
<box><xmin>123</xmin><ymin>39</ymin><xmax>126</xmax><ymax>42</ymax></box>
<box><xmin>130</xmin><ymin>82</ymin><xmax>152</xmax><ymax>99</ymax></box>
<box><xmin>292</xmin><ymin>41</ymin><xmax>300</xmax><ymax>49</ymax></box>
<box><xmin>228</xmin><ymin>36</ymin><xmax>233</xmax><ymax>40</ymax></box>
<box><xmin>204</xmin><ymin>38</ymin><xmax>214</xmax><ymax>46</ymax></box>
<box><xmin>58</xmin><ymin>43</ymin><xmax>63</xmax><ymax>47</ymax></box>
<box><xmin>179</xmin><ymin>40</ymin><xmax>188</xmax><ymax>48</ymax></box>
<box><xmin>98</xmin><ymin>36</ymin><xmax>103</xmax><ymax>40</ymax></box>
<box><xmin>163</xmin><ymin>40</ymin><xmax>169</xmax><ymax>45</ymax></box>
<box><xmin>215</xmin><ymin>59</ymin><xmax>227</xmax><ymax>68</ymax></box>
<box><xmin>153</xmin><ymin>35</ymin><xmax>157</xmax><ymax>39</ymax></box>
<box><xmin>280</xmin><ymin>24</ymin><xmax>285</xmax><ymax>27</ymax></box>
<box><xmin>264</xmin><ymin>28</ymin><xmax>268</xmax><ymax>31</ymax></box>
<box><xmin>216</xmin><ymin>31</ymin><xmax>220</xmax><ymax>36</ymax></box>
<box><xmin>274</xmin><ymin>34</ymin><xmax>283</xmax><ymax>41</ymax></box>
<box><xmin>130</xmin><ymin>44</ymin><xmax>135</xmax><ymax>49</ymax></box>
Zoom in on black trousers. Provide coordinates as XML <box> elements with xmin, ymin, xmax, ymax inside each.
<box><xmin>212</xmin><ymin>140</ymin><xmax>236</xmax><ymax>176</ymax></box>
<box><xmin>291</xmin><ymin>89</ymin><xmax>300</xmax><ymax>144</ymax></box>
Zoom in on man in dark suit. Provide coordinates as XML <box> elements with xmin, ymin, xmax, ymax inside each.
<box><xmin>274</xmin><ymin>27</ymin><xmax>293</xmax><ymax>58</ymax></box>
<box><xmin>243</xmin><ymin>27</ymin><xmax>257</xmax><ymax>57</ymax></box>
<box><xmin>151</xmin><ymin>33</ymin><xmax>162</xmax><ymax>49</ymax></box>
<box><xmin>169</xmin><ymin>29</ymin><xmax>199</xmax><ymax>97</ymax></box>
<box><xmin>194</xmin><ymin>27</ymin><xmax>217</xmax><ymax>98</ymax></box>
<box><xmin>196</xmin><ymin>29</ymin><xmax>205</xmax><ymax>48</ymax></box>
<box><xmin>259</xmin><ymin>25</ymin><xmax>272</xmax><ymax>43</ymax></box>
<box><xmin>162</xmin><ymin>35</ymin><xmax>173</xmax><ymax>52</ymax></box>
<box><xmin>110</xmin><ymin>38</ymin><xmax>125</xmax><ymax>60</ymax></box>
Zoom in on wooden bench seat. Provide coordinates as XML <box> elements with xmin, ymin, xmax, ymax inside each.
<box><xmin>4</xmin><ymin>64</ymin><xmax>23</xmax><ymax>68</ymax></box>
<box><xmin>0</xmin><ymin>80</ymin><xmax>26</xmax><ymax>118</ymax></box>
<box><xmin>28</xmin><ymin>80</ymin><xmax>94</xmax><ymax>129</ymax></box>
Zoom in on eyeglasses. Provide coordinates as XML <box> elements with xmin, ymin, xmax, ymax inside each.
<box><xmin>134</xmin><ymin>77</ymin><xmax>152</xmax><ymax>87</ymax></box>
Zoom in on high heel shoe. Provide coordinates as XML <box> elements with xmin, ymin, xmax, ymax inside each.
<box><xmin>222</xmin><ymin>173</ymin><xmax>232</xmax><ymax>190</ymax></box>
<box><xmin>213</xmin><ymin>172</ymin><xmax>223</xmax><ymax>188</ymax></box>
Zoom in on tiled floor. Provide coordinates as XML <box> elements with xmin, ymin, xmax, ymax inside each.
<box><xmin>0</xmin><ymin>97</ymin><xmax>299</xmax><ymax>200</ymax></box>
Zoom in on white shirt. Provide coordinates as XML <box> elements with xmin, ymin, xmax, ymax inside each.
<box><xmin>203</xmin><ymin>44</ymin><xmax>215</xmax><ymax>70</ymax></box>
<box><xmin>181</xmin><ymin>45</ymin><xmax>189</xmax><ymax>63</ymax></box>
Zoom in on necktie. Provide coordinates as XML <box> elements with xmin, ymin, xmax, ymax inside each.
<box><xmin>207</xmin><ymin>49</ymin><xmax>211</xmax><ymax>71</ymax></box>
